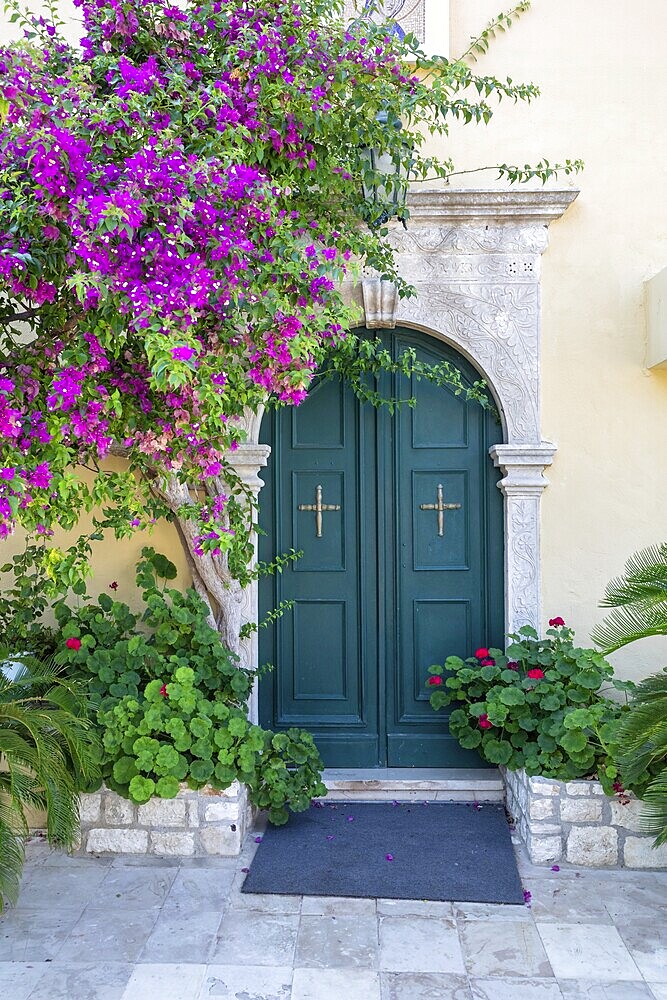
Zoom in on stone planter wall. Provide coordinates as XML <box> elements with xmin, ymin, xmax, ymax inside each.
<box><xmin>504</xmin><ymin>767</ymin><xmax>667</xmax><ymax>869</ymax></box>
<box><xmin>78</xmin><ymin>782</ymin><xmax>254</xmax><ymax>857</ymax></box>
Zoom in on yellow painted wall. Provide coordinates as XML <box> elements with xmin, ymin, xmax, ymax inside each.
<box><xmin>442</xmin><ymin>1</ymin><xmax>667</xmax><ymax>681</ymax></box>
<box><xmin>1</xmin><ymin>1</ymin><xmax>666</xmax><ymax>682</ymax></box>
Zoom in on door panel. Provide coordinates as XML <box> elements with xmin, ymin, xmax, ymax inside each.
<box><xmin>259</xmin><ymin>328</ymin><xmax>503</xmax><ymax>768</ymax></box>
<box><xmin>259</xmin><ymin>374</ymin><xmax>380</xmax><ymax>767</ymax></box>
<box><xmin>385</xmin><ymin>331</ymin><xmax>502</xmax><ymax>766</ymax></box>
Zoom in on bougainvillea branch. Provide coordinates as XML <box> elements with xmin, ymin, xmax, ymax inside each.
<box><xmin>0</xmin><ymin>0</ymin><xmax>581</xmax><ymax>635</ymax></box>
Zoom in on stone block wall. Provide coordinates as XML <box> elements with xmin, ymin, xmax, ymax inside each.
<box><xmin>504</xmin><ymin>768</ymin><xmax>667</xmax><ymax>869</ymax></box>
<box><xmin>78</xmin><ymin>782</ymin><xmax>254</xmax><ymax>857</ymax></box>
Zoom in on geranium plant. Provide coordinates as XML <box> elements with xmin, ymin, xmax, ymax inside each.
<box><xmin>427</xmin><ymin>621</ymin><xmax>634</xmax><ymax>793</ymax></box>
<box><xmin>56</xmin><ymin>548</ymin><xmax>325</xmax><ymax>823</ymax></box>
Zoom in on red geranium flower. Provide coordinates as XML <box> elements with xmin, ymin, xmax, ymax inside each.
<box><xmin>475</xmin><ymin>647</ymin><xmax>489</xmax><ymax>660</ymax></box>
<box><xmin>428</xmin><ymin>676</ymin><xmax>443</xmax><ymax>686</ymax></box>
<box><xmin>506</xmin><ymin>661</ymin><xmax>519</xmax><ymax>671</ymax></box>
<box><xmin>478</xmin><ymin>714</ymin><xmax>493</xmax><ymax>729</ymax></box>
<box><xmin>527</xmin><ymin>668</ymin><xmax>545</xmax><ymax>680</ymax></box>
<box><xmin>160</xmin><ymin>683</ymin><xmax>168</xmax><ymax>697</ymax></box>
<box><xmin>549</xmin><ymin>617</ymin><xmax>565</xmax><ymax>627</ymax></box>
<box><xmin>109</xmin><ymin>581</ymin><xmax>119</xmax><ymax>591</ymax></box>
<box><xmin>65</xmin><ymin>637</ymin><xmax>81</xmax><ymax>651</ymax></box>
<box><xmin>480</xmin><ymin>657</ymin><xmax>496</xmax><ymax>666</ymax></box>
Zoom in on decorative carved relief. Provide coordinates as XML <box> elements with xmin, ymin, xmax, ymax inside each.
<box><xmin>391</xmin><ymin>254</ymin><xmax>540</xmax><ymax>284</ymax></box>
<box><xmin>395</xmin><ymin>283</ymin><xmax>540</xmax><ymax>443</ymax></box>
<box><xmin>390</xmin><ymin>225</ymin><xmax>549</xmax><ymax>256</ymax></box>
<box><xmin>505</xmin><ymin>498</ymin><xmax>541</xmax><ymax>630</ymax></box>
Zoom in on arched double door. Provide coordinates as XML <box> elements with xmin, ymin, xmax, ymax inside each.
<box><xmin>258</xmin><ymin>328</ymin><xmax>504</xmax><ymax>768</ymax></box>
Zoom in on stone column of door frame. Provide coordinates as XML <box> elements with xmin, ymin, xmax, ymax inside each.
<box><xmin>223</xmin><ymin>413</ymin><xmax>270</xmax><ymax>724</ymax></box>
<box><xmin>489</xmin><ymin>443</ymin><xmax>557</xmax><ymax>634</ymax></box>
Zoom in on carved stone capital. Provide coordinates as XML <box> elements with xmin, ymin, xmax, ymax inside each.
<box><xmin>224</xmin><ymin>443</ymin><xmax>271</xmax><ymax>494</ymax></box>
<box><xmin>490</xmin><ymin>443</ymin><xmax>558</xmax><ymax>497</ymax></box>
<box><xmin>235</xmin><ymin>404</ymin><xmax>265</xmax><ymax>444</ymax></box>
<box><xmin>361</xmin><ymin>276</ymin><xmax>398</xmax><ymax>329</ymax></box>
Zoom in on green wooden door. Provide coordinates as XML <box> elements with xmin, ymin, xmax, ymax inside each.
<box><xmin>259</xmin><ymin>328</ymin><xmax>504</xmax><ymax>768</ymax></box>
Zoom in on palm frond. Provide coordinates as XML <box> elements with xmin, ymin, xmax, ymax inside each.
<box><xmin>639</xmin><ymin>767</ymin><xmax>667</xmax><ymax>846</ymax></box>
<box><xmin>615</xmin><ymin>669</ymin><xmax>667</xmax><ymax>846</ymax></box>
<box><xmin>592</xmin><ymin>543</ymin><xmax>667</xmax><ymax>653</ymax></box>
<box><xmin>0</xmin><ymin>816</ymin><xmax>26</xmax><ymax>912</ymax></box>
<box><xmin>0</xmin><ymin>659</ymin><xmax>100</xmax><ymax>909</ymax></box>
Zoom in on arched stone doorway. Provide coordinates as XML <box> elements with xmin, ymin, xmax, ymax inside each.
<box><xmin>258</xmin><ymin>327</ymin><xmax>504</xmax><ymax>768</ymax></box>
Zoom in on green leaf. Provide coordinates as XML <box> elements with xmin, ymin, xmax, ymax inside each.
<box><xmin>156</xmin><ymin>775</ymin><xmax>180</xmax><ymax>798</ymax></box>
<box><xmin>128</xmin><ymin>775</ymin><xmax>156</xmax><ymax>803</ymax></box>
<box><xmin>559</xmin><ymin>730</ymin><xmax>588</xmax><ymax>754</ymax></box>
<box><xmin>190</xmin><ymin>759</ymin><xmax>215</xmax><ymax>782</ymax></box>
<box><xmin>482</xmin><ymin>739</ymin><xmax>513</xmax><ymax>765</ymax></box>
<box><xmin>563</xmin><ymin>708</ymin><xmax>595</xmax><ymax>729</ymax></box>
<box><xmin>573</xmin><ymin>670</ymin><xmax>602</xmax><ymax>690</ymax></box>
<box><xmin>227</xmin><ymin>716</ymin><xmax>247</xmax><ymax>738</ymax></box>
<box><xmin>112</xmin><ymin>756</ymin><xmax>138</xmax><ymax>784</ymax></box>
<box><xmin>499</xmin><ymin>687</ymin><xmax>526</xmax><ymax>706</ymax></box>
<box><xmin>458</xmin><ymin>728</ymin><xmax>482</xmax><ymax>749</ymax></box>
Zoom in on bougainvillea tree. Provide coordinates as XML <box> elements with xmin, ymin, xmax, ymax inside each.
<box><xmin>0</xmin><ymin>0</ymin><xmax>581</xmax><ymax>647</ymax></box>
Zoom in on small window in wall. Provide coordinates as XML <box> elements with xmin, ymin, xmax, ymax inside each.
<box><xmin>343</xmin><ymin>1</ymin><xmax>449</xmax><ymax>56</ymax></box>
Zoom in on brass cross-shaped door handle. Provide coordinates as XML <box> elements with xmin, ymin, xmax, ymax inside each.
<box><xmin>420</xmin><ymin>483</ymin><xmax>461</xmax><ymax>537</ymax></box>
<box><xmin>298</xmin><ymin>484</ymin><xmax>341</xmax><ymax>538</ymax></box>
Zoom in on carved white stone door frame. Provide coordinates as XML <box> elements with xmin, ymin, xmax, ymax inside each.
<box><xmin>230</xmin><ymin>189</ymin><xmax>578</xmax><ymax>696</ymax></box>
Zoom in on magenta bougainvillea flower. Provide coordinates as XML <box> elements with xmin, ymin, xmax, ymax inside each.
<box><xmin>171</xmin><ymin>346</ymin><xmax>197</xmax><ymax>363</ymax></box>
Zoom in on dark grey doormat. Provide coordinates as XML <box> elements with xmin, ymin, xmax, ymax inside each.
<box><xmin>241</xmin><ymin>801</ymin><xmax>525</xmax><ymax>904</ymax></box>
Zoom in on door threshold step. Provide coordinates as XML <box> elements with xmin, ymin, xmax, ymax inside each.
<box><xmin>317</xmin><ymin>768</ymin><xmax>505</xmax><ymax>803</ymax></box>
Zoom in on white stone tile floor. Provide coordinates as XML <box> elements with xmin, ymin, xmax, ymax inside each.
<box><xmin>0</xmin><ymin>835</ymin><xmax>666</xmax><ymax>999</ymax></box>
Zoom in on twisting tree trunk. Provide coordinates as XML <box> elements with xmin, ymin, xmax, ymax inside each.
<box><xmin>149</xmin><ymin>474</ymin><xmax>244</xmax><ymax>656</ymax></box>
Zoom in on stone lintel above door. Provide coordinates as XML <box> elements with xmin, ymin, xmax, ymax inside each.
<box><xmin>340</xmin><ymin>187</ymin><xmax>579</xmax><ymax>637</ymax></box>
